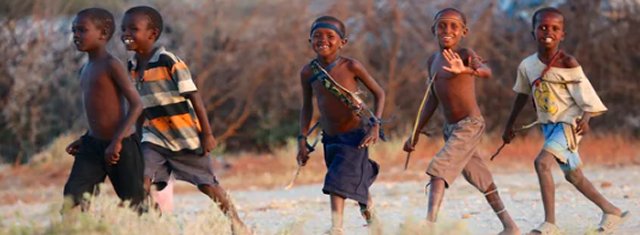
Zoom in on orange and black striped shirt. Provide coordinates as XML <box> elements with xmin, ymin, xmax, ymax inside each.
<box><xmin>128</xmin><ymin>47</ymin><xmax>202</xmax><ymax>154</ymax></box>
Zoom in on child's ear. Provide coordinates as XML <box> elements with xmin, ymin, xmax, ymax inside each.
<box><xmin>150</xmin><ymin>28</ymin><xmax>160</xmax><ymax>41</ymax></box>
<box><xmin>341</xmin><ymin>38</ymin><xmax>348</xmax><ymax>45</ymax></box>
<box><xmin>462</xmin><ymin>27</ymin><xmax>468</xmax><ymax>36</ymax></box>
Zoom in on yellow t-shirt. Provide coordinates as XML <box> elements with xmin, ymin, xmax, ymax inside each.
<box><xmin>513</xmin><ymin>53</ymin><xmax>607</xmax><ymax>125</ymax></box>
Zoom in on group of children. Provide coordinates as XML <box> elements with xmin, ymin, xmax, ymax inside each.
<box><xmin>62</xmin><ymin>5</ymin><xmax>629</xmax><ymax>235</ymax></box>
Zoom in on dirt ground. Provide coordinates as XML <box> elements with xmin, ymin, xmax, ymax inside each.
<box><xmin>1</xmin><ymin>165</ymin><xmax>638</xmax><ymax>234</ymax></box>
<box><xmin>1</xmin><ymin>135</ymin><xmax>638</xmax><ymax>234</ymax></box>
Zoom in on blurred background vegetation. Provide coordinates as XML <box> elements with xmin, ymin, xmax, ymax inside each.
<box><xmin>1</xmin><ymin>0</ymin><xmax>638</xmax><ymax>165</ymax></box>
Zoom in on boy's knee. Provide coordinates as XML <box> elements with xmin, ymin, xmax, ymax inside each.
<box><xmin>563</xmin><ymin>170</ymin><xmax>583</xmax><ymax>184</ymax></box>
<box><xmin>534</xmin><ymin>156</ymin><xmax>553</xmax><ymax>172</ymax></box>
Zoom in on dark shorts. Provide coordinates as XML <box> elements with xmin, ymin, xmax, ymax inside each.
<box><xmin>63</xmin><ymin>134</ymin><xmax>145</xmax><ymax>206</ymax></box>
<box><xmin>322</xmin><ymin>128</ymin><xmax>379</xmax><ymax>205</ymax></box>
<box><xmin>142</xmin><ymin>144</ymin><xmax>219</xmax><ymax>186</ymax></box>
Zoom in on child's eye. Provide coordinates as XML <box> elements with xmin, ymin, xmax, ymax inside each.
<box><xmin>541</xmin><ymin>26</ymin><xmax>547</xmax><ymax>31</ymax></box>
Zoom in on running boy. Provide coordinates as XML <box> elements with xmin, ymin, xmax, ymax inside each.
<box><xmin>402</xmin><ymin>8</ymin><xmax>519</xmax><ymax>234</ymax></box>
<box><xmin>297</xmin><ymin>16</ymin><xmax>385</xmax><ymax>234</ymax></box>
<box><xmin>63</xmin><ymin>8</ymin><xmax>145</xmax><ymax>211</ymax></box>
<box><xmin>502</xmin><ymin>7</ymin><xmax>629</xmax><ymax>234</ymax></box>
<box><xmin>120</xmin><ymin>6</ymin><xmax>249</xmax><ymax>233</ymax></box>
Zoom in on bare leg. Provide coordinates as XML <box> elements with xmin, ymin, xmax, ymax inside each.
<box><xmin>198</xmin><ymin>184</ymin><xmax>250</xmax><ymax>235</ymax></box>
<box><xmin>358</xmin><ymin>194</ymin><xmax>374</xmax><ymax>223</ymax></box>
<box><xmin>483</xmin><ymin>183</ymin><xmax>520</xmax><ymax>235</ymax></box>
<box><xmin>564</xmin><ymin>168</ymin><xmax>621</xmax><ymax>216</ymax></box>
<box><xmin>535</xmin><ymin>151</ymin><xmax>557</xmax><ymax>225</ymax></box>
<box><xmin>358</xmin><ymin>194</ymin><xmax>382</xmax><ymax>234</ymax></box>
<box><xmin>330</xmin><ymin>194</ymin><xmax>345</xmax><ymax>234</ymax></box>
<box><xmin>426</xmin><ymin>177</ymin><xmax>446</xmax><ymax>222</ymax></box>
<box><xmin>150</xmin><ymin>179</ymin><xmax>174</xmax><ymax>213</ymax></box>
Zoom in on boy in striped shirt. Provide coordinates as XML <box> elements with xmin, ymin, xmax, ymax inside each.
<box><xmin>121</xmin><ymin>6</ymin><xmax>249</xmax><ymax>234</ymax></box>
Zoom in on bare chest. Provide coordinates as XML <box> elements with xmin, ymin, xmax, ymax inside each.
<box><xmin>311</xmin><ymin>69</ymin><xmax>359</xmax><ymax>95</ymax></box>
<box><xmin>79</xmin><ymin>63</ymin><xmax>115</xmax><ymax>96</ymax></box>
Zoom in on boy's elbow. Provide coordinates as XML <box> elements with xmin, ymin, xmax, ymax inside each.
<box><xmin>131</xmin><ymin>103</ymin><xmax>143</xmax><ymax>116</ymax></box>
<box><xmin>375</xmin><ymin>89</ymin><xmax>386</xmax><ymax>100</ymax></box>
<box><xmin>480</xmin><ymin>69</ymin><xmax>492</xmax><ymax>79</ymax></box>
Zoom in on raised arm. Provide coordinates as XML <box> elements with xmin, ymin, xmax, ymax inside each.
<box><xmin>442</xmin><ymin>48</ymin><xmax>492</xmax><ymax>79</ymax></box>
<box><xmin>105</xmin><ymin>57</ymin><xmax>143</xmax><ymax>164</ymax></box>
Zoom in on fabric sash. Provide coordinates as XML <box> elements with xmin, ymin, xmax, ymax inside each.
<box><xmin>308</xmin><ymin>58</ymin><xmax>385</xmax><ymax>140</ymax></box>
<box><xmin>309</xmin><ymin>59</ymin><xmax>367</xmax><ymax>115</ymax></box>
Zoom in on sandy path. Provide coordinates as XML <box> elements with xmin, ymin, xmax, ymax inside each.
<box><xmin>210</xmin><ymin>166</ymin><xmax>637</xmax><ymax>234</ymax></box>
<box><xmin>2</xmin><ymin>166</ymin><xmax>638</xmax><ymax>234</ymax></box>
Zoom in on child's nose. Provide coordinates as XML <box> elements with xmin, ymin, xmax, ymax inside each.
<box><xmin>443</xmin><ymin>26</ymin><xmax>453</xmax><ymax>34</ymax></box>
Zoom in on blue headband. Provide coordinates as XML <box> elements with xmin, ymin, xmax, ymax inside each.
<box><xmin>310</xmin><ymin>22</ymin><xmax>345</xmax><ymax>39</ymax></box>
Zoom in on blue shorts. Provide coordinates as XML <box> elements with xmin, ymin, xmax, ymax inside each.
<box><xmin>541</xmin><ymin>123</ymin><xmax>581</xmax><ymax>171</ymax></box>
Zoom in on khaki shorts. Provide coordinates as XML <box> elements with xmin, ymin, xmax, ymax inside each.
<box><xmin>427</xmin><ymin>116</ymin><xmax>494</xmax><ymax>191</ymax></box>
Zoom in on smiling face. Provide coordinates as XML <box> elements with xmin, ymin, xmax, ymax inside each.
<box><xmin>71</xmin><ymin>15</ymin><xmax>105</xmax><ymax>52</ymax></box>
<box><xmin>120</xmin><ymin>12</ymin><xmax>157</xmax><ymax>53</ymax></box>
<box><xmin>532</xmin><ymin>12</ymin><xmax>565</xmax><ymax>50</ymax></box>
<box><xmin>432</xmin><ymin>10</ymin><xmax>467</xmax><ymax>49</ymax></box>
<box><xmin>309</xmin><ymin>21</ymin><xmax>347</xmax><ymax>58</ymax></box>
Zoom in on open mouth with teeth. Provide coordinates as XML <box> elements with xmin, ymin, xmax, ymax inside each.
<box><xmin>73</xmin><ymin>39</ymin><xmax>80</xmax><ymax>46</ymax></box>
<box><xmin>124</xmin><ymin>39</ymin><xmax>134</xmax><ymax>45</ymax></box>
<box><xmin>544</xmin><ymin>37</ymin><xmax>553</xmax><ymax>43</ymax></box>
<box><xmin>440</xmin><ymin>36</ymin><xmax>455</xmax><ymax>42</ymax></box>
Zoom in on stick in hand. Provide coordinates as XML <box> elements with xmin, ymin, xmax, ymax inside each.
<box><xmin>405</xmin><ymin>75</ymin><xmax>435</xmax><ymax>170</ymax></box>
<box><xmin>285</xmin><ymin>122</ymin><xmax>320</xmax><ymax>190</ymax></box>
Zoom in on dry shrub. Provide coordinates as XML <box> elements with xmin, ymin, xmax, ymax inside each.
<box><xmin>0</xmin><ymin>0</ymin><xmax>638</xmax><ymax>164</ymax></box>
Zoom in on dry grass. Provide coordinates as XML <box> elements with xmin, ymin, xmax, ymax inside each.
<box><xmin>2</xmin><ymin>184</ymin><xmax>231</xmax><ymax>235</ymax></box>
<box><xmin>2</xmin><ymin>131</ymin><xmax>636</xmax><ymax>197</ymax></box>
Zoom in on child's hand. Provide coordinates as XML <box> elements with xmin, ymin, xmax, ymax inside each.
<box><xmin>66</xmin><ymin>139</ymin><xmax>81</xmax><ymax>156</ymax></box>
<box><xmin>359</xmin><ymin>126</ymin><xmax>379</xmax><ymax>148</ymax></box>
<box><xmin>201</xmin><ymin>133</ymin><xmax>217</xmax><ymax>156</ymax></box>
<box><xmin>502</xmin><ymin>127</ymin><xmax>516</xmax><ymax>144</ymax></box>
<box><xmin>296</xmin><ymin>141</ymin><xmax>310</xmax><ymax>166</ymax></box>
<box><xmin>104</xmin><ymin>141</ymin><xmax>122</xmax><ymax>165</ymax></box>
<box><xmin>403</xmin><ymin>137</ymin><xmax>416</xmax><ymax>152</ymax></box>
<box><xmin>442</xmin><ymin>49</ymin><xmax>467</xmax><ymax>75</ymax></box>
<box><xmin>575</xmin><ymin>117</ymin><xmax>591</xmax><ymax>135</ymax></box>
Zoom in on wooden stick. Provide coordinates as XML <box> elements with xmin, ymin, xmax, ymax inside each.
<box><xmin>405</xmin><ymin>74</ymin><xmax>435</xmax><ymax>170</ymax></box>
<box><xmin>284</xmin><ymin>121</ymin><xmax>320</xmax><ymax>190</ymax></box>
<box><xmin>490</xmin><ymin>123</ymin><xmax>538</xmax><ymax>161</ymax></box>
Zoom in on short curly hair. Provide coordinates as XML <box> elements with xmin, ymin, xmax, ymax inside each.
<box><xmin>532</xmin><ymin>7</ymin><xmax>564</xmax><ymax>29</ymax></box>
<box><xmin>76</xmin><ymin>8</ymin><xmax>115</xmax><ymax>40</ymax></box>
<box><xmin>124</xmin><ymin>6</ymin><xmax>164</xmax><ymax>41</ymax></box>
